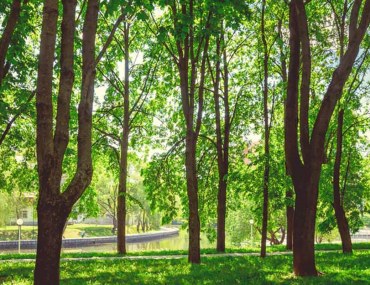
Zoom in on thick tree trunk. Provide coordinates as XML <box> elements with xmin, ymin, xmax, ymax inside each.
<box><xmin>333</xmin><ymin>109</ymin><xmax>352</xmax><ymax>253</ymax></box>
<box><xmin>34</xmin><ymin>0</ymin><xmax>100</xmax><ymax>283</ymax></box>
<box><xmin>185</xmin><ymin>132</ymin><xmax>201</xmax><ymax>264</ymax></box>
<box><xmin>117</xmin><ymin>21</ymin><xmax>130</xmax><ymax>255</ymax></box>
<box><xmin>293</xmin><ymin>175</ymin><xmax>319</xmax><ymax>276</ymax></box>
<box><xmin>286</xmin><ymin>189</ymin><xmax>294</xmax><ymax>250</ymax></box>
<box><xmin>34</xmin><ymin>199</ymin><xmax>69</xmax><ymax>285</ymax></box>
<box><xmin>285</xmin><ymin>0</ymin><xmax>370</xmax><ymax>277</ymax></box>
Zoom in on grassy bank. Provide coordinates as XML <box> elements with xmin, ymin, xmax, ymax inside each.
<box><xmin>0</xmin><ymin>224</ymin><xmax>153</xmax><ymax>240</ymax></box>
<box><xmin>0</xmin><ymin>250</ymin><xmax>369</xmax><ymax>284</ymax></box>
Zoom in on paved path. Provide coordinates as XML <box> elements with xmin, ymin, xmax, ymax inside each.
<box><xmin>3</xmin><ymin>247</ymin><xmax>369</xmax><ymax>264</ymax></box>
<box><xmin>2</xmin><ymin>250</ymin><xmax>349</xmax><ymax>263</ymax></box>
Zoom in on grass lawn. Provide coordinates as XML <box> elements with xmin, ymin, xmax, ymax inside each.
<box><xmin>0</xmin><ymin>224</ymin><xmax>152</xmax><ymax>240</ymax></box>
<box><xmin>0</xmin><ymin>250</ymin><xmax>369</xmax><ymax>284</ymax></box>
<box><xmin>1</xmin><ymin>242</ymin><xmax>370</xmax><ymax>260</ymax></box>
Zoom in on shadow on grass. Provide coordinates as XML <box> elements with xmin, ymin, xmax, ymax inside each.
<box><xmin>1</xmin><ymin>251</ymin><xmax>370</xmax><ymax>284</ymax></box>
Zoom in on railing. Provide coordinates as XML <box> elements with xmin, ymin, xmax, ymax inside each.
<box><xmin>351</xmin><ymin>234</ymin><xmax>370</xmax><ymax>240</ymax></box>
<box><xmin>0</xmin><ymin>227</ymin><xmax>179</xmax><ymax>250</ymax></box>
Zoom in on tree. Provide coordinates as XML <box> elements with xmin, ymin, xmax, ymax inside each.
<box><xmin>260</xmin><ymin>0</ymin><xmax>270</xmax><ymax>258</ymax></box>
<box><xmin>207</xmin><ymin>27</ymin><xmax>233</xmax><ymax>252</ymax></box>
<box><xmin>0</xmin><ymin>0</ymin><xmax>37</xmax><ymax>147</ymax></box>
<box><xmin>94</xmin><ymin>3</ymin><xmax>158</xmax><ymax>253</ymax></box>
<box><xmin>152</xmin><ymin>0</ymin><xmax>212</xmax><ymax>263</ymax></box>
<box><xmin>33</xmin><ymin>0</ymin><xmax>120</xmax><ymax>283</ymax></box>
<box><xmin>285</xmin><ymin>0</ymin><xmax>370</xmax><ymax>276</ymax></box>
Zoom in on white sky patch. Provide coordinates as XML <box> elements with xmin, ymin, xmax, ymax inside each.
<box><xmin>94</xmin><ymin>85</ymin><xmax>107</xmax><ymax>111</ymax></box>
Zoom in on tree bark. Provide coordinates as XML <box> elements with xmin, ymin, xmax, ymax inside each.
<box><xmin>285</xmin><ymin>0</ymin><xmax>369</xmax><ymax>276</ymax></box>
<box><xmin>185</xmin><ymin>132</ymin><xmax>201</xmax><ymax>263</ymax></box>
<box><xmin>212</xmin><ymin>31</ymin><xmax>230</xmax><ymax>253</ymax></box>
<box><xmin>117</xmin><ymin>20</ymin><xmax>130</xmax><ymax>255</ymax></box>
<box><xmin>292</xmin><ymin>174</ymin><xmax>319</xmax><ymax>276</ymax></box>
<box><xmin>170</xmin><ymin>1</ymin><xmax>211</xmax><ymax>264</ymax></box>
<box><xmin>34</xmin><ymin>0</ymin><xmax>100</xmax><ymax>283</ymax></box>
<box><xmin>34</xmin><ymin>200</ymin><xmax>70</xmax><ymax>285</ymax></box>
<box><xmin>260</xmin><ymin>0</ymin><xmax>269</xmax><ymax>258</ymax></box>
<box><xmin>286</xmin><ymin>189</ymin><xmax>294</xmax><ymax>250</ymax></box>
<box><xmin>333</xmin><ymin>109</ymin><xmax>352</xmax><ymax>253</ymax></box>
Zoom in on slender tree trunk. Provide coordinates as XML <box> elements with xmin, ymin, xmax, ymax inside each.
<box><xmin>216</xmin><ymin>173</ymin><xmax>227</xmax><ymax>252</ymax></box>
<box><xmin>334</xmin><ymin>203</ymin><xmax>352</xmax><ymax>253</ymax></box>
<box><xmin>260</xmin><ymin>0</ymin><xmax>269</xmax><ymax>258</ymax></box>
<box><xmin>286</xmin><ymin>189</ymin><xmax>294</xmax><ymax>250</ymax></box>
<box><xmin>212</xmin><ymin>32</ymin><xmax>230</xmax><ymax>253</ymax></box>
<box><xmin>185</xmin><ymin>132</ymin><xmax>201</xmax><ymax>263</ymax></box>
<box><xmin>117</xmin><ymin>21</ymin><xmax>130</xmax><ymax>255</ymax></box>
<box><xmin>0</xmin><ymin>0</ymin><xmax>22</xmax><ymax>85</ymax></box>
<box><xmin>170</xmin><ymin>1</ymin><xmax>210</xmax><ymax>264</ymax></box>
<box><xmin>333</xmin><ymin>109</ymin><xmax>352</xmax><ymax>253</ymax></box>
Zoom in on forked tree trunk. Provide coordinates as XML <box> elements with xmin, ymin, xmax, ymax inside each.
<box><xmin>333</xmin><ymin>109</ymin><xmax>352</xmax><ymax>253</ymax></box>
<box><xmin>33</xmin><ymin>0</ymin><xmax>102</xmax><ymax>283</ymax></box>
<box><xmin>172</xmin><ymin>2</ymin><xmax>210</xmax><ymax>263</ymax></box>
<box><xmin>285</xmin><ymin>0</ymin><xmax>370</xmax><ymax>276</ymax></box>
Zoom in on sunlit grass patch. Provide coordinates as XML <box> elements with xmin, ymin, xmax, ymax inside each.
<box><xmin>0</xmin><ymin>250</ymin><xmax>369</xmax><ymax>284</ymax></box>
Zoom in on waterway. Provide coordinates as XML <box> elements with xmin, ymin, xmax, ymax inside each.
<box><xmin>0</xmin><ymin>230</ymin><xmax>216</xmax><ymax>254</ymax></box>
<box><xmin>64</xmin><ymin>230</ymin><xmax>215</xmax><ymax>253</ymax></box>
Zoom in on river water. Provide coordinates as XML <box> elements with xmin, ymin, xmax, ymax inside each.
<box><xmin>64</xmin><ymin>230</ymin><xmax>215</xmax><ymax>253</ymax></box>
<box><xmin>1</xmin><ymin>230</ymin><xmax>216</xmax><ymax>254</ymax></box>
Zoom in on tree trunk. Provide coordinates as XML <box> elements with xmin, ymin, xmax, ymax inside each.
<box><xmin>0</xmin><ymin>0</ymin><xmax>22</xmax><ymax>85</ymax></box>
<box><xmin>286</xmin><ymin>189</ymin><xmax>294</xmax><ymax>250</ymax></box>
<box><xmin>186</xmin><ymin>132</ymin><xmax>201</xmax><ymax>263</ymax></box>
<box><xmin>292</xmin><ymin>175</ymin><xmax>319</xmax><ymax>276</ymax></box>
<box><xmin>334</xmin><ymin>205</ymin><xmax>352</xmax><ymax>253</ymax></box>
<box><xmin>285</xmin><ymin>0</ymin><xmax>369</xmax><ymax>277</ymax></box>
<box><xmin>333</xmin><ymin>109</ymin><xmax>352</xmax><ymax>253</ymax></box>
<box><xmin>213</xmin><ymin>33</ymin><xmax>229</xmax><ymax>253</ymax></box>
<box><xmin>117</xmin><ymin>21</ymin><xmax>130</xmax><ymax>255</ymax></box>
<box><xmin>216</xmin><ymin>176</ymin><xmax>227</xmax><ymax>252</ymax></box>
<box><xmin>260</xmin><ymin>0</ymin><xmax>269</xmax><ymax>258</ymax></box>
<box><xmin>33</xmin><ymin>0</ymin><xmax>100</xmax><ymax>283</ymax></box>
<box><xmin>34</xmin><ymin>199</ymin><xmax>69</xmax><ymax>285</ymax></box>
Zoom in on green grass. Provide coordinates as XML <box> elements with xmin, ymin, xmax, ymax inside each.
<box><xmin>0</xmin><ymin>251</ymin><xmax>369</xmax><ymax>284</ymax></box>
<box><xmin>0</xmin><ymin>224</ymin><xmax>155</xmax><ymax>240</ymax></box>
<box><xmin>0</xmin><ymin>226</ymin><xmax>37</xmax><ymax>241</ymax></box>
<box><xmin>1</xmin><ymin>242</ymin><xmax>370</xmax><ymax>261</ymax></box>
